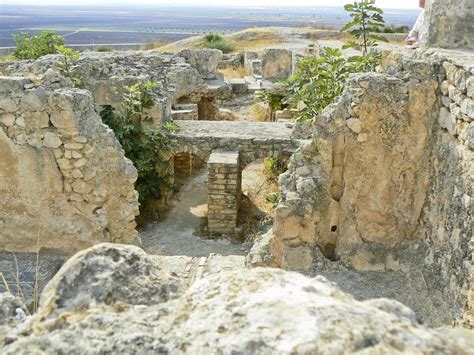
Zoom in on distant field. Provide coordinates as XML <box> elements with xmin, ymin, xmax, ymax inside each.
<box><xmin>0</xmin><ymin>4</ymin><xmax>419</xmax><ymax>50</ymax></box>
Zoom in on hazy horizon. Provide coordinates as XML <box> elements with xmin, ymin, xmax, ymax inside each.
<box><xmin>1</xmin><ymin>0</ymin><xmax>421</xmax><ymax>9</ymax></box>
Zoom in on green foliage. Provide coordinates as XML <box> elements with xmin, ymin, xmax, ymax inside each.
<box><xmin>204</xmin><ymin>33</ymin><xmax>223</xmax><ymax>42</ymax></box>
<box><xmin>340</xmin><ymin>0</ymin><xmax>388</xmax><ymax>54</ymax></box>
<box><xmin>256</xmin><ymin>89</ymin><xmax>285</xmax><ymax>111</ymax></box>
<box><xmin>256</xmin><ymin>88</ymin><xmax>286</xmax><ymax>121</ymax></box>
<box><xmin>286</xmin><ymin>47</ymin><xmax>350</xmax><ymax>121</ymax></box>
<box><xmin>13</xmin><ymin>31</ymin><xmax>64</xmax><ymax>60</ymax></box>
<box><xmin>264</xmin><ymin>158</ymin><xmax>287</xmax><ymax>183</ymax></box>
<box><xmin>55</xmin><ymin>45</ymin><xmax>80</xmax><ymax>77</ymax></box>
<box><xmin>96</xmin><ymin>46</ymin><xmax>113</xmax><ymax>52</ymax></box>
<box><xmin>284</xmin><ymin>46</ymin><xmax>380</xmax><ymax>121</ymax></box>
<box><xmin>265</xmin><ymin>192</ymin><xmax>280</xmax><ymax>205</ymax></box>
<box><xmin>100</xmin><ymin>82</ymin><xmax>176</xmax><ymax>205</ymax></box>
<box><xmin>376</xmin><ymin>24</ymin><xmax>410</xmax><ymax>34</ymax></box>
<box><xmin>202</xmin><ymin>33</ymin><xmax>233</xmax><ymax>53</ymax></box>
<box><xmin>347</xmin><ymin>51</ymin><xmax>381</xmax><ymax>72</ymax></box>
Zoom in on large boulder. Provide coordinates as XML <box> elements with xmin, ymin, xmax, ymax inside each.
<box><xmin>1</xmin><ymin>245</ymin><xmax>470</xmax><ymax>353</ymax></box>
<box><xmin>37</xmin><ymin>243</ymin><xmax>184</xmax><ymax>319</ymax></box>
<box><xmin>422</xmin><ymin>0</ymin><xmax>474</xmax><ymax>49</ymax></box>
<box><xmin>179</xmin><ymin>49</ymin><xmax>223</xmax><ymax>79</ymax></box>
<box><xmin>262</xmin><ymin>48</ymin><xmax>293</xmax><ymax>81</ymax></box>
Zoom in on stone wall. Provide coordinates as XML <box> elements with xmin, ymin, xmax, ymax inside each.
<box><xmin>0</xmin><ymin>51</ymin><xmax>214</xmax><ymax>124</ymax></box>
<box><xmin>249</xmin><ymin>48</ymin><xmax>473</xmax><ymax>326</ymax></box>
<box><xmin>0</xmin><ymin>77</ymin><xmax>139</xmax><ymax>253</ymax></box>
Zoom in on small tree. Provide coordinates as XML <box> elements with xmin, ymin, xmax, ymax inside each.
<box><xmin>340</xmin><ymin>0</ymin><xmax>387</xmax><ymax>54</ymax></box>
<box><xmin>55</xmin><ymin>45</ymin><xmax>80</xmax><ymax>78</ymax></box>
<box><xmin>286</xmin><ymin>47</ymin><xmax>350</xmax><ymax>121</ymax></box>
<box><xmin>13</xmin><ymin>31</ymin><xmax>64</xmax><ymax>60</ymax></box>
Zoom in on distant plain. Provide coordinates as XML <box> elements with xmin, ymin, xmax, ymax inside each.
<box><xmin>0</xmin><ymin>4</ymin><xmax>419</xmax><ymax>51</ymax></box>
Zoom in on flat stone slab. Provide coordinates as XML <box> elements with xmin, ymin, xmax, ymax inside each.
<box><xmin>208</xmin><ymin>151</ymin><xmax>240</xmax><ymax>165</ymax></box>
<box><xmin>174</xmin><ymin>120</ymin><xmax>294</xmax><ymax>141</ymax></box>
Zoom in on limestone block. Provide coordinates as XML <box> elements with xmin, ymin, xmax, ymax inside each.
<box><xmin>468</xmin><ymin>122</ymin><xmax>474</xmax><ymax>149</ymax></box>
<box><xmin>460</xmin><ymin>98</ymin><xmax>474</xmax><ymax>119</ymax></box>
<box><xmin>179</xmin><ymin>49</ymin><xmax>223</xmax><ymax>79</ymax></box>
<box><xmin>467</xmin><ymin>76</ymin><xmax>474</xmax><ymax>98</ymax></box>
<box><xmin>1</xmin><ymin>114</ymin><xmax>15</xmax><ymax>127</ymax></box>
<box><xmin>0</xmin><ymin>77</ymin><xmax>31</xmax><ymax>94</ymax></box>
<box><xmin>347</xmin><ymin>118</ymin><xmax>363</xmax><ymax>134</ymax></box>
<box><xmin>43</xmin><ymin>132</ymin><xmax>62</xmax><ymax>149</ymax></box>
<box><xmin>261</xmin><ymin>49</ymin><xmax>293</xmax><ymax>81</ymax></box>
<box><xmin>20</xmin><ymin>87</ymin><xmax>48</xmax><ymax>111</ymax></box>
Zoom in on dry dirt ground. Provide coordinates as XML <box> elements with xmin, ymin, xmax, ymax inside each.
<box><xmin>158</xmin><ymin>26</ymin><xmax>404</xmax><ymax>55</ymax></box>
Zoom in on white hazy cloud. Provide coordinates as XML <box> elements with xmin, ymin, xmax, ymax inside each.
<box><xmin>1</xmin><ymin>0</ymin><xmax>421</xmax><ymax>9</ymax></box>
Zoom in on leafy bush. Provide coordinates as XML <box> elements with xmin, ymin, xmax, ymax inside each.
<box><xmin>13</xmin><ymin>31</ymin><xmax>64</xmax><ymax>60</ymax></box>
<box><xmin>340</xmin><ymin>0</ymin><xmax>387</xmax><ymax>54</ymax></box>
<box><xmin>286</xmin><ymin>47</ymin><xmax>350</xmax><ymax>121</ymax></box>
<box><xmin>204</xmin><ymin>33</ymin><xmax>223</xmax><ymax>42</ymax></box>
<box><xmin>56</xmin><ymin>45</ymin><xmax>80</xmax><ymax>77</ymax></box>
<box><xmin>202</xmin><ymin>33</ymin><xmax>233</xmax><ymax>53</ymax></box>
<box><xmin>377</xmin><ymin>24</ymin><xmax>410</xmax><ymax>34</ymax></box>
<box><xmin>279</xmin><ymin>2</ymin><xmax>387</xmax><ymax>122</ymax></box>
<box><xmin>100</xmin><ymin>82</ymin><xmax>178</xmax><ymax>206</ymax></box>
<box><xmin>96</xmin><ymin>46</ymin><xmax>113</xmax><ymax>52</ymax></box>
<box><xmin>285</xmin><ymin>47</ymin><xmax>380</xmax><ymax>121</ymax></box>
<box><xmin>264</xmin><ymin>158</ymin><xmax>287</xmax><ymax>183</ymax></box>
<box><xmin>256</xmin><ymin>88</ymin><xmax>286</xmax><ymax>121</ymax></box>
<box><xmin>265</xmin><ymin>192</ymin><xmax>280</xmax><ymax>205</ymax></box>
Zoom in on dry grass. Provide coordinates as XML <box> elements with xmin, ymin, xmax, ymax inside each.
<box><xmin>0</xmin><ymin>272</ymin><xmax>11</xmax><ymax>293</ymax></box>
<box><xmin>0</xmin><ymin>231</ymin><xmax>42</xmax><ymax>315</ymax></box>
<box><xmin>218</xmin><ymin>65</ymin><xmax>246</xmax><ymax>79</ymax></box>
<box><xmin>33</xmin><ymin>231</ymin><xmax>41</xmax><ymax>313</ymax></box>
<box><xmin>226</xmin><ymin>28</ymin><xmax>286</xmax><ymax>52</ymax></box>
<box><xmin>158</xmin><ymin>27</ymin><xmax>286</xmax><ymax>53</ymax></box>
<box><xmin>252</xmin><ymin>102</ymin><xmax>268</xmax><ymax>122</ymax></box>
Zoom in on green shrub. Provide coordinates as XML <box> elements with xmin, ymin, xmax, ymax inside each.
<box><xmin>204</xmin><ymin>33</ymin><xmax>223</xmax><ymax>42</ymax></box>
<box><xmin>264</xmin><ymin>158</ymin><xmax>287</xmax><ymax>183</ymax></box>
<box><xmin>202</xmin><ymin>33</ymin><xmax>233</xmax><ymax>53</ymax></box>
<box><xmin>96</xmin><ymin>46</ymin><xmax>113</xmax><ymax>52</ymax></box>
<box><xmin>100</xmin><ymin>82</ymin><xmax>178</xmax><ymax>207</ymax></box>
<box><xmin>256</xmin><ymin>89</ymin><xmax>286</xmax><ymax>121</ymax></box>
<box><xmin>265</xmin><ymin>192</ymin><xmax>280</xmax><ymax>205</ymax></box>
<box><xmin>285</xmin><ymin>47</ymin><xmax>380</xmax><ymax>122</ymax></box>
<box><xmin>13</xmin><ymin>31</ymin><xmax>64</xmax><ymax>60</ymax></box>
<box><xmin>286</xmin><ymin>47</ymin><xmax>350</xmax><ymax>121</ymax></box>
<box><xmin>55</xmin><ymin>45</ymin><xmax>80</xmax><ymax>77</ymax></box>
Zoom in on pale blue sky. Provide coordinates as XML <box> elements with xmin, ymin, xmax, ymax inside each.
<box><xmin>1</xmin><ymin>0</ymin><xmax>422</xmax><ymax>9</ymax></box>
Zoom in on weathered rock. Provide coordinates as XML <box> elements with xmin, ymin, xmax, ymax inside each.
<box><xmin>421</xmin><ymin>0</ymin><xmax>474</xmax><ymax>49</ymax></box>
<box><xmin>0</xmin><ymin>79</ymin><xmax>139</xmax><ymax>253</ymax></box>
<box><xmin>37</xmin><ymin>244</ymin><xmax>183</xmax><ymax>319</ymax></box>
<box><xmin>261</xmin><ymin>48</ymin><xmax>293</xmax><ymax>81</ymax></box>
<box><xmin>42</xmin><ymin>132</ymin><xmax>62</xmax><ymax>149</ymax></box>
<box><xmin>179</xmin><ymin>49</ymin><xmax>223</xmax><ymax>80</ymax></box>
<box><xmin>0</xmin><ymin>293</ymin><xmax>28</xmax><ymax>344</ymax></box>
<box><xmin>1</xmin><ymin>266</ymin><xmax>470</xmax><ymax>354</ymax></box>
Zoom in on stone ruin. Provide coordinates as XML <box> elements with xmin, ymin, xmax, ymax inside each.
<box><xmin>0</xmin><ymin>0</ymin><xmax>474</xmax><ymax>351</ymax></box>
<box><xmin>0</xmin><ymin>77</ymin><xmax>139</xmax><ymax>253</ymax></box>
<box><xmin>249</xmin><ymin>40</ymin><xmax>474</xmax><ymax>330</ymax></box>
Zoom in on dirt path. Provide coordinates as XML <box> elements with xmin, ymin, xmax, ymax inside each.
<box><xmin>140</xmin><ymin>170</ymin><xmax>252</xmax><ymax>257</ymax></box>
